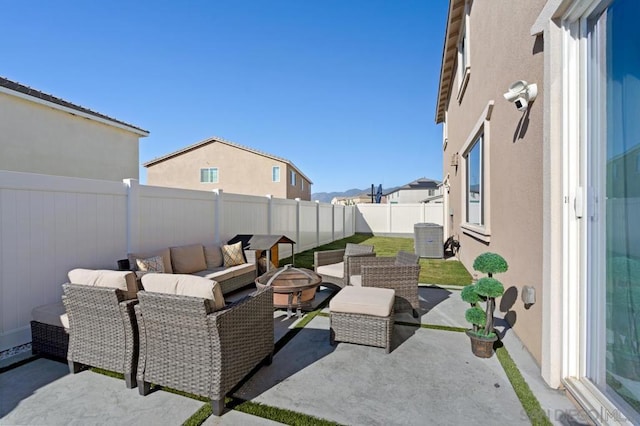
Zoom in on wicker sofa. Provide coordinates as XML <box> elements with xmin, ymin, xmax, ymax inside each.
<box><xmin>127</xmin><ymin>242</ymin><xmax>257</xmax><ymax>295</ymax></box>
<box><xmin>135</xmin><ymin>273</ymin><xmax>274</xmax><ymax>416</ymax></box>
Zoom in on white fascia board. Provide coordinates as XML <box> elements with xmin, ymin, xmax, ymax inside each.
<box><xmin>0</xmin><ymin>86</ymin><xmax>149</xmax><ymax>137</ymax></box>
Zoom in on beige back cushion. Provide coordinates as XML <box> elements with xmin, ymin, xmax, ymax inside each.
<box><xmin>141</xmin><ymin>273</ymin><xmax>225</xmax><ymax>311</ymax></box>
<box><xmin>128</xmin><ymin>248</ymin><xmax>173</xmax><ymax>274</ymax></box>
<box><xmin>68</xmin><ymin>269</ymin><xmax>138</xmax><ymax>299</ymax></box>
<box><xmin>170</xmin><ymin>244</ymin><xmax>207</xmax><ymax>274</ymax></box>
<box><xmin>204</xmin><ymin>245</ymin><xmax>223</xmax><ymax>269</ymax></box>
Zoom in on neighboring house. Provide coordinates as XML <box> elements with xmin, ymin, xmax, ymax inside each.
<box><xmin>144</xmin><ymin>136</ymin><xmax>312</xmax><ymax>201</ymax></box>
<box><xmin>332</xmin><ymin>193</ymin><xmax>385</xmax><ymax>205</ymax></box>
<box><xmin>384</xmin><ymin>177</ymin><xmax>441</xmax><ymax>204</ymax></box>
<box><xmin>0</xmin><ymin>77</ymin><xmax>149</xmax><ymax>181</ymax></box>
<box><xmin>436</xmin><ymin>0</ymin><xmax>639</xmax><ymax>421</ymax></box>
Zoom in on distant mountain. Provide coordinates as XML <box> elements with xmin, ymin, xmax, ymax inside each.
<box><xmin>312</xmin><ymin>187</ymin><xmax>398</xmax><ymax>203</ymax></box>
<box><xmin>312</xmin><ymin>188</ymin><xmax>365</xmax><ymax>203</ymax></box>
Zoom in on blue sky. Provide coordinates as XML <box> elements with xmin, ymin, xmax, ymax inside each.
<box><xmin>2</xmin><ymin>0</ymin><xmax>448</xmax><ymax>194</ymax></box>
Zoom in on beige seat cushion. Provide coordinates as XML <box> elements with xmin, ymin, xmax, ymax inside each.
<box><xmin>141</xmin><ymin>273</ymin><xmax>225</xmax><ymax>311</ymax></box>
<box><xmin>193</xmin><ymin>268</ymin><xmax>235</xmax><ymax>283</ymax></box>
<box><xmin>225</xmin><ymin>262</ymin><xmax>256</xmax><ymax>277</ymax></box>
<box><xmin>316</xmin><ymin>261</ymin><xmax>344</xmax><ymax>279</ymax></box>
<box><xmin>330</xmin><ymin>286</ymin><xmax>395</xmax><ymax>317</ymax></box>
<box><xmin>170</xmin><ymin>244</ymin><xmax>207</xmax><ymax>274</ymax></box>
<box><xmin>128</xmin><ymin>248</ymin><xmax>173</xmax><ymax>274</ymax></box>
<box><xmin>68</xmin><ymin>269</ymin><xmax>138</xmax><ymax>299</ymax></box>
<box><xmin>31</xmin><ymin>301</ymin><xmax>69</xmax><ymax>329</ymax></box>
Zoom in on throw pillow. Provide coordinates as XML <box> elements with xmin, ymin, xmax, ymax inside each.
<box><xmin>136</xmin><ymin>255</ymin><xmax>165</xmax><ymax>273</ymax></box>
<box><xmin>221</xmin><ymin>242</ymin><xmax>245</xmax><ymax>267</ymax></box>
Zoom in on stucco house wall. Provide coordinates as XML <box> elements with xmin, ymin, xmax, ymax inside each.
<box><xmin>0</xmin><ymin>80</ymin><xmax>147</xmax><ymax>181</ymax></box>
<box><xmin>145</xmin><ymin>138</ymin><xmax>312</xmax><ymax>201</ymax></box>
<box><xmin>438</xmin><ymin>0</ymin><xmax>546</xmax><ymax>363</ymax></box>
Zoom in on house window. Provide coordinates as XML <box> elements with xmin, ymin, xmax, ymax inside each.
<box><xmin>290</xmin><ymin>171</ymin><xmax>296</xmax><ymax>186</ymax></box>
<box><xmin>456</xmin><ymin>1</ymin><xmax>471</xmax><ymax>100</ymax></box>
<box><xmin>301</xmin><ymin>180</ymin><xmax>305</xmax><ymax>191</ymax></box>
<box><xmin>272</xmin><ymin>166</ymin><xmax>280</xmax><ymax>182</ymax></box>
<box><xmin>200</xmin><ymin>168</ymin><xmax>218</xmax><ymax>183</ymax></box>
<box><xmin>465</xmin><ymin>134</ymin><xmax>483</xmax><ymax>226</ymax></box>
<box><xmin>459</xmin><ymin>100</ymin><xmax>492</xmax><ymax>242</ymax></box>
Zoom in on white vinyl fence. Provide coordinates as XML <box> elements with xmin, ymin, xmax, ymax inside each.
<box><xmin>355</xmin><ymin>203</ymin><xmax>443</xmax><ymax>234</ymax></box>
<box><xmin>0</xmin><ymin>170</ymin><xmax>441</xmax><ymax>351</ymax></box>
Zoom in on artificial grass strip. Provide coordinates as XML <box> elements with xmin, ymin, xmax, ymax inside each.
<box><xmin>394</xmin><ymin>321</ymin><xmax>467</xmax><ymax>333</ymax></box>
<box><xmin>90</xmin><ymin>367</ymin><xmax>124</xmax><ymax>380</ymax></box>
<box><xmin>181</xmin><ymin>403</ymin><xmax>212</xmax><ymax>426</ymax></box>
<box><xmin>229</xmin><ymin>398</ymin><xmax>343</xmax><ymax>426</ymax></box>
<box><xmin>319</xmin><ymin>311</ymin><xmax>467</xmax><ymax>333</ymax></box>
<box><xmin>495</xmin><ymin>346</ymin><xmax>552</xmax><ymax>426</ymax></box>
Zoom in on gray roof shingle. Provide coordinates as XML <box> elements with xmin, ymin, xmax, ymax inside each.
<box><xmin>0</xmin><ymin>76</ymin><xmax>149</xmax><ymax>135</ymax></box>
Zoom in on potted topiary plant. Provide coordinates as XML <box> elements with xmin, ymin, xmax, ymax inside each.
<box><xmin>461</xmin><ymin>252</ymin><xmax>508</xmax><ymax>358</ymax></box>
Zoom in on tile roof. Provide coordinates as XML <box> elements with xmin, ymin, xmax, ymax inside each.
<box><xmin>142</xmin><ymin>136</ymin><xmax>313</xmax><ymax>184</ymax></box>
<box><xmin>0</xmin><ymin>76</ymin><xmax>149</xmax><ymax>135</ymax></box>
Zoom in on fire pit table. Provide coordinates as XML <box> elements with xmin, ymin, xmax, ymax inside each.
<box><xmin>255</xmin><ymin>264</ymin><xmax>322</xmax><ymax>318</ymax></box>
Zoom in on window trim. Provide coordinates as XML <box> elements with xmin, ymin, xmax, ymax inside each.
<box><xmin>456</xmin><ymin>1</ymin><xmax>471</xmax><ymax>102</ymax></box>
<box><xmin>200</xmin><ymin>167</ymin><xmax>219</xmax><ymax>184</ymax></box>
<box><xmin>272</xmin><ymin>166</ymin><xmax>280</xmax><ymax>182</ymax></box>
<box><xmin>460</xmin><ymin>101</ymin><xmax>493</xmax><ymax>242</ymax></box>
<box><xmin>290</xmin><ymin>170</ymin><xmax>296</xmax><ymax>186</ymax></box>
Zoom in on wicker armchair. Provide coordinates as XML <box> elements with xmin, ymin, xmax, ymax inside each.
<box><xmin>350</xmin><ymin>251</ymin><xmax>421</xmax><ymax>318</ymax></box>
<box><xmin>62</xmin><ymin>269</ymin><xmax>140</xmax><ymax>389</ymax></box>
<box><xmin>314</xmin><ymin>243</ymin><xmax>375</xmax><ymax>290</ymax></box>
<box><xmin>135</xmin><ymin>278</ymin><xmax>274</xmax><ymax>416</ymax></box>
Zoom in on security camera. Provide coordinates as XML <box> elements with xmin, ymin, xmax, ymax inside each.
<box><xmin>503</xmin><ymin>80</ymin><xmax>537</xmax><ymax>111</ymax></box>
<box><xmin>514</xmin><ymin>97</ymin><xmax>528</xmax><ymax>111</ymax></box>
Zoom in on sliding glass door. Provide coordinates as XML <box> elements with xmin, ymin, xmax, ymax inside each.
<box><xmin>587</xmin><ymin>0</ymin><xmax>640</xmax><ymax>421</ymax></box>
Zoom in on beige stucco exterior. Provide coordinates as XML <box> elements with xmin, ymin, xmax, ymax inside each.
<box><xmin>438</xmin><ymin>0</ymin><xmax>546</xmax><ymax>364</ymax></box>
<box><xmin>145</xmin><ymin>139</ymin><xmax>312</xmax><ymax>200</ymax></box>
<box><xmin>0</xmin><ymin>90</ymin><xmax>146</xmax><ymax>181</ymax></box>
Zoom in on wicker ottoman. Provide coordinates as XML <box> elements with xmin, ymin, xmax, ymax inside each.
<box><xmin>329</xmin><ymin>286</ymin><xmax>395</xmax><ymax>353</ymax></box>
<box><xmin>30</xmin><ymin>301</ymin><xmax>69</xmax><ymax>359</ymax></box>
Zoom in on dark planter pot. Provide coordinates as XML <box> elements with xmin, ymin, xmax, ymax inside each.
<box><xmin>466</xmin><ymin>330</ymin><xmax>498</xmax><ymax>358</ymax></box>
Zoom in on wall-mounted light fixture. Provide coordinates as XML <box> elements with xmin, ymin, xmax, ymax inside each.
<box><xmin>503</xmin><ymin>80</ymin><xmax>538</xmax><ymax>112</ymax></box>
<box><xmin>450</xmin><ymin>152</ymin><xmax>459</xmax><ymax>167</ymax></box>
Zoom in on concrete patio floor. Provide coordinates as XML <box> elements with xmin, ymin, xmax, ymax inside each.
<box><xmin>0</xmin><ymin>285</ymin><xmax>585</xmax><ymax>425</ymax></box>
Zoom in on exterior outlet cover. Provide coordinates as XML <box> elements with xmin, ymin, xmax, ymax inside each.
<box><xmin>522</xmin><ymin>285</ymin><xmax>536</xmax><ymax>305</ymax></box>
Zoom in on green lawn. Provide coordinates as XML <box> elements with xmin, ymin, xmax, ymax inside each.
<box><xmin>281</xmin><ymin>234</ymin><xmax>473</xmax><ymax>286</ymax></box>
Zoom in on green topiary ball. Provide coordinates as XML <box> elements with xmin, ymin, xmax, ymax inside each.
<box><xmin>475</xmin><ymin>277</ymin><xmax>505</xmax><ymax>298</ymax></box>
<box><xmin>473</xmin><ymin>252</ymin><xmax>508</xmax><ymax>275</ymax></box>
<box><xmin>465</xmin><ymin>306</ymin><xmax>486</xmax><ymax>327</ymax></box>
<box><xmin>461</xmin><ymin>284</ymin><xmax>482</xmax><ymax>304</ymax></box>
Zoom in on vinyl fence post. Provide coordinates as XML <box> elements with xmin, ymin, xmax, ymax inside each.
<box><xmin>213</xmin><ymin>189</ymin><xmax>223</xmax><ymax>245</ymax></box>
<box><xmin>124</xmin><ymin>179</ymin><xmax>140</xmax><ymax>253</ymax></box>
<box><xmin>295</xmin><ymin>198</ymin><xmax>301</xmax><ymax>254</ymax></box>
<box><xmin>266</xmin><ymin>194</ymin><xmax>273</xmax><ymax>235</ymax></box>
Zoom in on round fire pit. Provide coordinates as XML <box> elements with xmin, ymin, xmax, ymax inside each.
<box><xmin>255</xmin><ymin>264</ymin><xmax>322</xmax><ymax>318</ymax></box>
